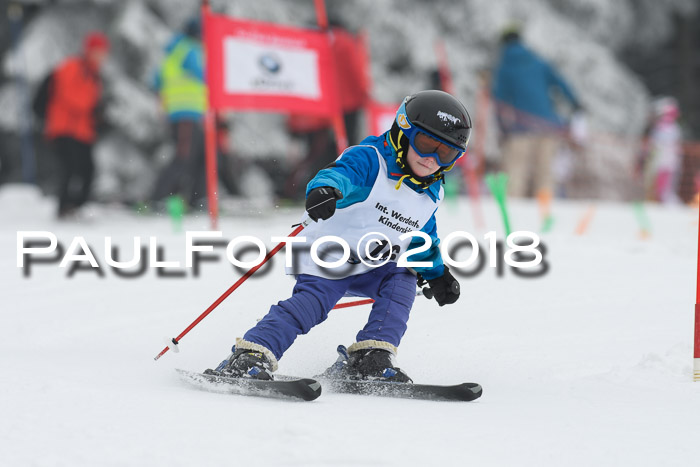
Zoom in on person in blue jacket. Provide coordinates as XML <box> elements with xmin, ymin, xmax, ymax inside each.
<box><xmin>492</xmin><ymin>27</ymin><xmax>581</xmax><ymax>228</ymax></box>
<box><xmin>210</xmin><ymin>90</ymin><xmax>472</xmax><ymax>382</ymax></box>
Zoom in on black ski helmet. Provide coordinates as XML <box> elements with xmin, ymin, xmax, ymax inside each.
<box><xmin>389</xmin><ymin>90</ymin><xmax>472</xmax><ymax>188</ymax></box>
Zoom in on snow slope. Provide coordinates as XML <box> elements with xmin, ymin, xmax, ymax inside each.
<box><xmin>1</xmin><ymin>185</ymin><xmax>698</xmax><ymax>466</ymax></box>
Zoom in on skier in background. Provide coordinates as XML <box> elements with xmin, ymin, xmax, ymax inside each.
<box><xmin>209</xmin><ymin>90</ymin><xmax>470</xmax><ymax>382</ymax></box>
<box><xmin>645</xmin><ymin>97</ymin><xmax>682</xmax><ymax>204</ymax></box>
<box><xmin>45</xmin><ymin>32</ymin><xmax>109</xmax><ymax>219</ymax></box>
<box><xmin>491</xmin><ymin>26</ymin><xmax>581</xmax><ymax>230</ymax></box>
<box><xmin>151</xmin><ymin>17</ymin><xmax>207</xmax><ymax>209</ymax></box>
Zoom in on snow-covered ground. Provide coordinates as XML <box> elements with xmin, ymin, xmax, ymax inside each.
<box><xmin>1</xmin><ymin>184</ymin><xmax>698</xmax><ymax>466</ymax></box>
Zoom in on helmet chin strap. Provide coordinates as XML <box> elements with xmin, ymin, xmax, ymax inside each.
<box><xmin>389</xmin><ymin>124</ymin><xmax>447</xmax><ymax>190</ymax></box>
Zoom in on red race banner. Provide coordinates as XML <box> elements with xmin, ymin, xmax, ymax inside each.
<box><xmin>204</xmin><ymin>11</ymin><xmax>337</xmax><ymax>116</ymax></box>
<box><xmin>367</xmin><ymin>100</ymin><xmax>399</xmax><ymax>136</ymax></box>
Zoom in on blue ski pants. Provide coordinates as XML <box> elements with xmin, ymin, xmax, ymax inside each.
<box><xmin>242</xmin><ymin>262</ymin><xmax>417</xmax><ymax>359</ymax></box>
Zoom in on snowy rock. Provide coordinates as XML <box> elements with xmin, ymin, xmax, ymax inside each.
<box><xmin>0</xmin><ymin>182</ymin><xmax>54</xmax><ymax>220</ymax></box>
<box><xmin>547</xmin><ymin>0</ymin><xmax>698</xmax><ymax>53</ymax></box>
<box><xmin>2</xmin><ymin>5</ymin><xmax>109</xmax><ymax>83</ymax></box>
<box><xmin>103</xmin><ymin>67</ymin><xmax>165</xmax><ymax>146</ymax></box>
<box><xmin>93</xmin><ymin>132</ymin><xmax>156</xmax><ymax>203</ymax></box>
<box><xmin>0</xmin><ymin>82</ymin><xmax>24</xmax><ymax>132</ymax></box>
<box><xmin>230</xmin><ymin>113</ymin><xmax>292</xmax><ymax>160</ymax></box>
<box><xmin>145</xmin><ymin>0</ymin><xmax>200</xmax><ymax>30</ymax></box>
<box><xmin>113</xmin><ymin>0</ymin><xmax>172</xmax><ymax>84</ymax></box>
<box><xmin>238</xmin><ymin>162</ymin><xmax>275</xmax><ymax>208</ymax></box>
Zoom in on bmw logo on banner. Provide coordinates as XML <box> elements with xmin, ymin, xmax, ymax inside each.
<box><xmin>258</xmin><ymin>54</ymin><xmax>282</xmax><ymax>75</ymax></box>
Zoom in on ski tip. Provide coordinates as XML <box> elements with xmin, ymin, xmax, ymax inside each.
<box><xmin>457</xmin><ymin>382</ymin><xmax>483</xmax><ymax>401</ymax></box>
<box><xmin>176</xmin><ymin>369</ymin><xmax>322</xmax><ymax>402</ymax></box>
<box><xmin>298</xmin><ymin>378</ymin><xmax>323</xmax><ymax>401</ymax></box>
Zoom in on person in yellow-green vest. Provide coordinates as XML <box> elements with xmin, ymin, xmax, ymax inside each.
<box><xmin>151</xmin><ymin>17</ymin><xmax>208</xmax><ymax>209</ymax></box>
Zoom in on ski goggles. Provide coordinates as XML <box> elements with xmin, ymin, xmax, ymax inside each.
<box><xmin>408</xmin><ymin>130</ymin><xmax>464</xmax><ymax>167</ymax></box>
<box><xmin>396</xmin><ymin>98</ymin><xmax>465</xmax><ymax>167</ymax></box>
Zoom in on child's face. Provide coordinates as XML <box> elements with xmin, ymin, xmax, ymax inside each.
<box><xmin>406</xmin><ymin>145</ymin><xmax>440</xmax><ymax>178</ymax></box>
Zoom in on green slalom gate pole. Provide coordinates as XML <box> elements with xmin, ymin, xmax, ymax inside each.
<box><xmin>632</xmin><ymin>201</ymin><xmax>651</xmax><ymax>238</ymax></box>
<box><xmin>166</xmin><ymin>195</ymin><xmax>186</xmax><ymax>233</ymax></box>
<box><xmin>485</xmin><ymin>172</ymin><xmax>512</xmax><ymax>237</ymax></box>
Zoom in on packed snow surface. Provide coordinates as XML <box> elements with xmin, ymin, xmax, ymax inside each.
<box><xmin>1</xmin><ymin>185</ymin><xmax>698</xmax><ymax>466</ymax></box>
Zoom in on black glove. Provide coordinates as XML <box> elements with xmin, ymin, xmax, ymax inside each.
<box><xmin>425</xmin><ymin>268</ymin><xmax>460</xmax><ymax>307</ymax></box>
<box><xmin>305</xmin><ymin>186</ymin><xmax>343</xmax><ymax>222</ymax></box>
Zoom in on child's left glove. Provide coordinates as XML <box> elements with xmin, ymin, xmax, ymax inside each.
<box><xmin>426</xmin><ymin>268</ymin><xmax>460</xmax><ymax>306</ymax></box>
<box><xmin>306</xmin><ymin>186</ymin><xmax>343</xmax><ymax>221</ymax></box>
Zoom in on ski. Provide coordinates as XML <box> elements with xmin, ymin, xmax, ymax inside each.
<box><xmin>319</xmin><ymin>377</ymin><xmax>482</xmax><ymax>402</ymax></box>
<box><xmin>176</xmin><ymin>369</ymin><xmax>322</xmax><ymax>401</ymax></box>
<box><xmin>316</xmin><ymin>345</ymin><xmax>482</xmax><ymax>401</ymax></box>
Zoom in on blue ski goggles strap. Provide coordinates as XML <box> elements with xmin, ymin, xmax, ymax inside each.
<box><xmin>409</xmin><ymin>129</ymin><xmax>464</xmax><ymax>167</ymax></box>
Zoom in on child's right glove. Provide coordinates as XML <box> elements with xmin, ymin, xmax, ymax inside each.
<box><xmin>426</xmin><ymin>267</ymin><xmax>460</xmax><ymax>306</ymax></box>
<box><xmin>306</xmin><ymin>186</ymin><xmax>343</xmax><ymax>221</ymax></box>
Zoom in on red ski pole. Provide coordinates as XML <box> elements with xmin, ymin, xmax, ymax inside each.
<box><xmin>153</xmin><ymin>221</ymin><xmax>309</xmax><ymax>361</ymax></box>
<box><xmin>332</xmin><ymin>298</ymin><xmax>375</xmax><ymax>309</ymax></box>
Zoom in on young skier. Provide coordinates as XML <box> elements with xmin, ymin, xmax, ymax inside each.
<box><xmin>211</xmin><ymin>90</ymin><xmax>472</xmax><ymax>383</ymax></box>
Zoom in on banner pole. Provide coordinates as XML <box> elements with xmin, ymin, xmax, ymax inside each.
<box><xmin>434</xmin><ymin>40</ymin><xmax>454</xmax><ymax>95</ymax></box>
<box><xmin>358</xmin><ymin>30</ymin><xmax>375</xmax><ymax>137</ymax></box>
<box><xmin>695</xmin><ymin>198</ymin><xmax>700</xmax><ymax>381</ymax></box>
<box><xmin>314</xmin><ymin>0</ymin><xmax>348</xmax><ymax>154</ymax></box>
<box><xmin>202</xmin><ymin>0</ymin><xmax>219</xmax><ymax>229</ymax></box>
<box><xmin>204</xmin><ymin>111</ymin><xmax>219</xmax><ymax>229</ymax></box>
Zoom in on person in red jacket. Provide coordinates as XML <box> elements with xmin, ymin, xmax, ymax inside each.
<box><xmin>45</xmin><ymin>32</ymin><xmax>109</xmax><ymax>218</ymax></box>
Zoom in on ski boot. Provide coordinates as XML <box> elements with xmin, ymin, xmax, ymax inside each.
<box><xmin>322</xmin><ymin>344</ymin><xmax>412</xmax><ymax>383</ymax></box>
<box><xmin>206</xmin><ymin>346</ymin><xmax>274</xmax><ymax>380</ymax></box>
